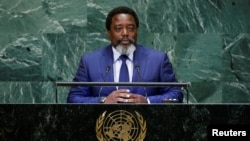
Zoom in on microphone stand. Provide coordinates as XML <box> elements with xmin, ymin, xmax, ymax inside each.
<box><xmin>98</xmin><ymin>66</ymin><xmax>111</xmax><ymax>103</ymax></box>
<box><xmin>135</xmin><ymin>65</ymin><xmax>148</xmax><ymax>98</ymax></box>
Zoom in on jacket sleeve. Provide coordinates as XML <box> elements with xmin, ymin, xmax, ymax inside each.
<box><xmin>147</xmin><ymin>53</ymin><xmax>183</xmax><ymax>103</ymax></box>
<box><xmin>67</xmin><ymin>56</ymin><xmax>100</xmax><ymax>103</ymax></box>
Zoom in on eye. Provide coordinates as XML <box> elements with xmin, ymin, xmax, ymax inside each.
<box><xmin>127</xmin><ymin>26</ymin><xmax>135</xmax><ymax>31</ymax></box>
<box><xmin>114</xmin><ymin>27</ymin><xmax>122</xmax><ymax>32</ymax></box>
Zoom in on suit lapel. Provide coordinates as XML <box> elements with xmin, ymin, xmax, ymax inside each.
<box><xmin>98</xmin><ymin>45</ymin><xmax>117</xmax><ymax>93</ymax></box>
<box><xmin>132</xmin><ymin>45</ymin><xmax>147</xmax><ymax>82</ymax></box>
<box><xmin>99</xmin><ymin>45</ymin><xmax>114</xmax><ymax>82</ymax></box>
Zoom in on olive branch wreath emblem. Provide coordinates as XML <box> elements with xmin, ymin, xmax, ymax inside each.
<box><xmin>96</xmin><ymin>110</ymin><xmax>147</xmax><ymax>141</ymax></box>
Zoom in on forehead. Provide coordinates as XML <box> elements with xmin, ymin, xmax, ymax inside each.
<box><xmin>111</xmin><ymin>13</ymin><xmax>136</xmax><ymax>25</ymax></box>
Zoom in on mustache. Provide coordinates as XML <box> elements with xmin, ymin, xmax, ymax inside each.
<box><xmin>115</xmin><ymin>37</ymin><xmax>135</xmax><ymax>46</ymax></box>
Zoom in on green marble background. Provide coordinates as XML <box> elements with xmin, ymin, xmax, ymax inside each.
<box><xmin>0</xmin><ymin>0</ymin><xmax>249</xmax><ymax>103</ymax></box>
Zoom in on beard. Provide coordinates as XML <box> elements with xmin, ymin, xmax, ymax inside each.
<box><xmin>115</xmin><ymin>37</ymin><xmax>136</xmax><ymax>55</ymax></box>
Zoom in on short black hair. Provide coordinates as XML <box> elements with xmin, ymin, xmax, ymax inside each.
<box><xmin>105</xmin><ymin>6</ymin><xmax>139</xmax><ymax>30</ymax></box>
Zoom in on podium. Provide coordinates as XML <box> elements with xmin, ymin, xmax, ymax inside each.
<box><xmin>55</xmin><ymin>82</ymin><xmax>191</xmax><ymax>103</ymax></box>
<box><xmin>0</xmin><ymin>104</ymin><xmax>249</xmax><ymax>140</ymax></box>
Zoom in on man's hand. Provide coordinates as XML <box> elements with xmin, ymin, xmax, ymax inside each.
<box><xmin>104</xmin><ymin>89</ymin><xmax>148</xmax><ymax>103</ymax></box>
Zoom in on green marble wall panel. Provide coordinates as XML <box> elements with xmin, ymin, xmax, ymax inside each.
<box><xmin>176</xmin><ymin>0</ymin><xmax>223</xmax><ymax>33</ymax></box>
<box><xmin>0</xmin><ymin>0</ymin><xmax>249</xmax><ymax>103</ymax></box>
<box><xmin>0</xmin><ymin>81</ymin><xmax>55</xmax><ymax>103</ymax></box>
<box><xmin>223</xmin><ymin>0</ymin><xmax>250</xmax><ymax>33</ymax></box>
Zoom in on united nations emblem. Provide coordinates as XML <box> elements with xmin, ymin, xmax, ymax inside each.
<box><xmin>96</xmin><ymin>110</ymin><xmax>147</xmax><ymax>141</ymax></box>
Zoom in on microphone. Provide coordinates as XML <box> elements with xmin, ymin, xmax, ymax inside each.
<box><xmin>98</xmin><ymin>66</ymin><xmax>111</xmax><ymax>103</ymax></box>
<box><xmin>135</xmin><ymin>65</ymin><xmax>148</xmax><ymax>98</ymax></box>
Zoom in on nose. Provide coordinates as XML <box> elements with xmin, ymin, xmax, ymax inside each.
<box><xmin>121</xmin><ymin>28</ymin><xmax>128</xmax><ymax>36</ymax></box>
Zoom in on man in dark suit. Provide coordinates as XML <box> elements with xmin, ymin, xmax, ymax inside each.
<box><xmin>67</xmin><ymin>6</ymin><xmax>183</xmax><ymax>103</ymax></box>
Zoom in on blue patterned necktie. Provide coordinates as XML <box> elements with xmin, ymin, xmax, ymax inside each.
<box><xmin>119</xmin><ymin>55</ymin><xmax>129</xmax><ymax>82</ymax></box>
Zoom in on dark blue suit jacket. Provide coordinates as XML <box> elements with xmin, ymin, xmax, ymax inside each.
<box><xmin>67</xmin><ymin>44</ymin><xmax>183</xmax><ymax>103</ymax></box>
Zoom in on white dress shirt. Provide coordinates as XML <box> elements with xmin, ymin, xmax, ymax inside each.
<box><xmin>112</xmin><ymin>47</ymin><xmax>134</xmax><ymax>83</ymax></box>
